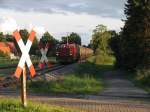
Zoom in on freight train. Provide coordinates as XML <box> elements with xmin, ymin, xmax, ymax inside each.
<box><xmin>56</xmin><ymin>43</ymin><xmax>93</xmax><ymax>63</ymax></box>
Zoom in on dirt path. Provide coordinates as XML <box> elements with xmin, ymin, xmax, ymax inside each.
<box><xmin>87</xmin><ymin>70</ymin><xmax>150</xmax><ymax>103</ymax></box>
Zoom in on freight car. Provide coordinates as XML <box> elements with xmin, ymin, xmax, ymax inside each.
<box><xmin>56</xmin><ymin>43</ymin><xmax>93</xmax><ymax>63</ymax></box>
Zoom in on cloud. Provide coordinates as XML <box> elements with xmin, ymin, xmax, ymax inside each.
<box><xmin>30</xmin><ymin>24</ymin><xmax>46</xmax><ymax>41</ymax></box>
<box><xmin>0</xmin><ymin>8</ymin><xmax>124</xmax><ymax>45</ymax></box>
<box><xmin>0</xmin><ymin>16</ymin><xmax>19</xmax><ymax>34</ymax></box>
<box><xmin>0</xmin><ymin>0</ymin><xmax>127</xmax><ymax>18</ymax></box>
<box><xmin>0</xmin><ymin>0</ymin><xmax>126</xmax><ymax>45</ymax></box>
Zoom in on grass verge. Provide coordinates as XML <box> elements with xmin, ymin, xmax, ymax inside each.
<box><xmin>127</xmin><ymin>71</ymin><xmax>150</xmax><ymax>93</ymax></box>
<box><xmin>29</xmin><ymin>55</ymin><xmax>113</xmax><ymax>95</ymax></box>
<box><xmin>0</xmin><ymin>99</ymin><xmax>79</xmax><ymax>112</ymax></box>
<box><xmin>29</xmin><ymin>74</ymin><xmax>102</xmax><ymax>94</ymax></box>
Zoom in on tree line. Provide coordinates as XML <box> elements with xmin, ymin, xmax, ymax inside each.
<box><xmin>0</xmin><ymin>30</ymin><xmax>82</xmax><ymax>56</ymax></box>
<box><xmin>89</xmin><ymin>0</ymin><xmax>149</xmax><ymax>85</ymax></box>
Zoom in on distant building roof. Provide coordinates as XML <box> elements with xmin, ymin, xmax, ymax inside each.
<box><xmin>0</xmin><ymin>42</ymin><xmax>17</xmax><ymax>54</ymax></box>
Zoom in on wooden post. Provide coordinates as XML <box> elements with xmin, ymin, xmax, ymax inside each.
<box><xmin>21</xmin><ymin>64</ymin><xmax>27</xmax><ymax>107</ymax></box>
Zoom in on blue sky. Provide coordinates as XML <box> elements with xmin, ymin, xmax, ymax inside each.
<box><xmin>0</xmin><ymin>0</ymin><xmax>126</xmax><ymax>45</ymax></box>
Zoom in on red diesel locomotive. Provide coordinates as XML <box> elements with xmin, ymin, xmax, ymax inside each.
<box><xmin>56</xmin><ymin>43</ymin><xmax>93</xmax><ymax>63</ymax></box>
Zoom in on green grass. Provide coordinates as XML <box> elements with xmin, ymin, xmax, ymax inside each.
<box><xmin>126</xmin><ymin>70</ymin><xmax>150</xmax><ymax>93</ymax></box>
<box><xmin>29</xmin><ymin>74</ymin><xmax>103</xmax><ymax>94</ymax></box>
<box><xmin>0</xmin><ymin>99</ymin><xmax>79</xmax><ymax>112</ymax></box>
<box><xmin>87</xmin><ymin>55</ymin><xmax>115</xmax><ymax>65</ymax></box>
<box><xmin>29</xmin><ymin>55</ymin><xmax>114</xmax><ymax>95</ymax></box>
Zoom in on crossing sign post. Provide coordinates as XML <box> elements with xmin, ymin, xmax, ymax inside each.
<box><xmin>38</xmin><ymin>42</ymin><xmax>52</xmax><ymax>80</ymax></box>
<box><xmin>38</xmin><ymin>42</ymin><xmax>52</xmax><ymax>69</ymax></box>
<box><xmin>13</xmin><ymin>30</ymin><xmax>36</xmax><ymax>78</ymax></box>
<box><xmin>13</xmin><ymin>30</ymin><xmax>36</xmax><ymax>107</ymax></box>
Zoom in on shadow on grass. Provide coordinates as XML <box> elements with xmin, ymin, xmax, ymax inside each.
<box><xmin>75</xmin><ymin>61</ymin><xmax>113</xmax><ymax>79</ymax></box>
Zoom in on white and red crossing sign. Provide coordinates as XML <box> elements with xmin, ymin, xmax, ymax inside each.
<box><xmin>38</xmin><ymin>42</ymin><xmax>52</xmax><ymax>69</ymax></box>
<box><xmin>13</xmin><ymin>30</ymin><xmax>36</xmax><ymax>78</ymax></box>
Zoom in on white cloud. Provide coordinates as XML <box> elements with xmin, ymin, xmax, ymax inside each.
<box><xmin>29</xmin><ymin>24</ymin><xmax>46</xmax><ymax>41</ymax></box>
<box><xmin>0</xmin><ymin>16</ymin><xmax>19</xmax><ymax>34</ymax></box>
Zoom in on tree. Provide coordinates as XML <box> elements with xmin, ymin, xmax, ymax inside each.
<box><xmin>120</xmin><ymin>0</ymin><xmax>150</xmax><ymax>70</ymax></box>
<box><xmin>90</xmin><ymin>24</ymin><xmax>112</xmax><ymax>55</ymax></box>
<box><xmin>0</xmin><ymin>32</ymin><xmax>4</xmax><ymax>41</ymax></box>
<box><xmin>109</xmin><ymin>32</ymin><xmax>122</xmax><ymax>67</ymax></box>
<box><xmin>41</xmin><ymin>32</ymin><xmax>59</xmax><ymax>47</ymax></box>
<box><xmin>41</xmin><ymin>32</ymin><xmax>53</xmax><ymax>43</ymax></box>
<box><xmin>0</xmin><ymin>32</ymin><xmax>14</xmax><ymax>42</ymax></box>
<box><xmin>41</xmin><ymin>32</ymin><xmax>59</xmax><ymax>56</ymax></box>
<box><xmin>5</xmin><ymin>34</ymin><xmax>14</xmax><ymax>42</ymax></box>
<box><xmin>61</xmin><ymin>32</ymin><xmax>81</xmax><ymax>45</ymax></box>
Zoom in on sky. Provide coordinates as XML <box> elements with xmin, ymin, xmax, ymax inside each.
<box><xmin>0</xmin><ymin>0</ymin><xmax>126</xmax><ymax>45</ymax></box>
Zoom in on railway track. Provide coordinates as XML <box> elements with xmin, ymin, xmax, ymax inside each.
<box><xmin>0</xmin><ymin>64</ymin><xmax>65</xmax><ymax>88</ymax></box>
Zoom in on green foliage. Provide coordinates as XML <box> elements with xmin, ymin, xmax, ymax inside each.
<box><xmin>0</xmin><ymin>99</ymin><xmax>78</xmax><ymax>112</ymax></box>
<box><xmin>119</xmin><ymin>0</ymin><xmax>150</xmax><ymax>70</ymax></box>
<box><xmin>30</xmin><ymin>37</ymin><xmax>38</xmax><ymax>55</ymax></box>
<box><xmin>41</xmin><ymin>32</ymin><xmax>59</xmax><ymax>56</ymax></box>
<box><xmin>0</xmin><ymin>32</ymin><xmax>3</xmax><ymax>41</ymax></box>
<box><xmin>61</xmin><ymin>32</ymin><xmax>81</xmax><ymax>45</ymax></box>
<box><xmin>127</xmin><ymin>68</ymin><xmax>150</xmax><ymax>93</ymax></box>
<box><xmin>108</xmin><ymin>32</ymin><xmax>123</xmax><ymax>67</ymax></box>
<box><xmin>41</xmin><ymin>32</ymin><xmax>54</xmax><ymax>43</ymax></box>
<box><xmin>0</xmin><ymin>32</ymin><xmax>14</xmax><ymax>42</ymax></box>
<box><xmin>41</xmin><ymin>32</ymin><xmax>59</xmax><ymax>47</ymax></box>
<box><xmin>89</xmin><ymin>55</ymin><xmax>115</xmax><ymax>65</ymax></box>
<box><xmin>136</xmin><ymin>68</ymin><xmax>150</xmax><ymax>87</ymax></box>
<box><xmin>90</xmin><ymin>25</ymin><xmax>114</xmax><ymax>56</ymax></box>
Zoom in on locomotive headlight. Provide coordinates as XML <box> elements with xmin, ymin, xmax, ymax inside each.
<box><xmin>70</xmin><ymin>54</ymin><xmax>72</xmax><ymax>55</ymax></box>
